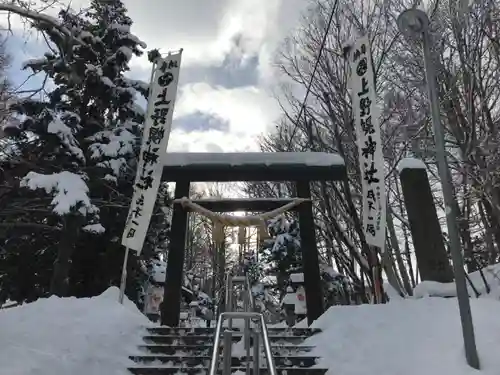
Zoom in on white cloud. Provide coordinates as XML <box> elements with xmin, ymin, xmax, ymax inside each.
<box><xmin>167</xmin><ymin>129</ymin><xmax>259</xmax><ymax>153</ymax></box>
<box><xmin>121</xmin><ymin>0</ymin><xmax>242</xmax><ymax>69</ymax></box>
<box><xmin>2</xmin><ymin>0</ymin><xmax>309</xmax><ymax>153</ymax></box>
<box><xmin>125</xmin><ymin>0</ymin><xmax>306</xmax><ymax>75</ymax></box>
<box><xmin>1</xmin><ymin>0</ymin><xmax>305</xmax><ymax>74</ymax></box>
<box><xmin>220</xmin><ymin>0</ymin><xmax>281</xmax><ymax>60</ymax></box>
<box><xmin>173</xmin><ymin>82</ymin><xmax>281</xmax><ymax>139</ymax></box>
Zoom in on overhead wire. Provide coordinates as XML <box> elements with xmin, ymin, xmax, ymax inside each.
<box><xmin>286</xmin><ymin>0</ymin><xmax>339</xmax><ymax>150</ymax></box>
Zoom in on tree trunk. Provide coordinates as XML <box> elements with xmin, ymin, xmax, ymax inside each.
<box><xmin>482</xmin><ymin>199</ymin><xmax>500</xmax><ymax>259</ymax></box>
<box><xmin>216</xmin><ymin>241</ymin><xmax>226</xmax><ymax>314</ymax></box>
<box><xmin>380</xmin><ymin>250</ymin><xmax>404</xmax><ymax>297</ymax></box>
<box><xmin>387</xmin><ymin>206</ymin><xmax>413</xmax><ymax>295</ymax></box>
<box><xmin>395</xmin><ymin>179</ymin><xmax>417</xmax><ymax>287</ymax></box>
<box><xmin>478</xmin><ymin>201</ymin><xmax>498</xmax><ymax>264</ymax></box>
<box><xmin>50</xmin><ymin>216</ymin><xmax>79</xmax><ymax>297</ymax></box>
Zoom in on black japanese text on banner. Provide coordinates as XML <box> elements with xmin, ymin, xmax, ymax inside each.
<box><xmin>122</xmin><ymin>51</ymin><xmax>182</xmax><ymax>253</ymax></box>
<box><xmin>349</xmin><ymin>36</ymin><xmax>386</xmax><ymax>250</ymax></box>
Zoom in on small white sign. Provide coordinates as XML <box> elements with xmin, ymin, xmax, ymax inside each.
<box><xmin>144</xmin><ymin>285</ymin><xmax>163</xmax><ymax>315</ymax></box>
<box><xmin>295</xmin><ymin>286</ymin><xmax>307</xmax><ymax>314</ymax></box>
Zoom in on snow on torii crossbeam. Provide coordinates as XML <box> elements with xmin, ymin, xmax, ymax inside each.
<box><xmin>160</xmin><ymin>151</ymin><xmax>345</xmax><ymax>182</ymax></box>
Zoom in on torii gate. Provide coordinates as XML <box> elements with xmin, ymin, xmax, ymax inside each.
<box><xmin>159</xmin><ymin>151</ymin><xmax>347</xmax><ymax>327</ymax></box>
<box><xmin>117</xmin><ymin>50</ymin><xmax>347</xmax><ymax>326</ymax></box>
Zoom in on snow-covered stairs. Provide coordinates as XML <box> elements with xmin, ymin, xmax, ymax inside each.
<box><xmin>128</xmin><ymin>326</ymin><xmax>328</xmax><ymax>375</ymax></box>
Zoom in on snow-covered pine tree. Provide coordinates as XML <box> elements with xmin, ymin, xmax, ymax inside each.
<box><xmin>241</xmin><ymin>251</ymin><xmax>278</xmax><ymax>315</ymax></box>
<box><xmin>136</xmin><ymin>182</ymin><xmax>172</xmax><ymax>306</ymax></box>
<box><xmin>0</xmin><ymin>0</ymin><xmax>155</xmax><ymax>301</ymax></box>
<box><xmin>243</xmin><ymin>252</ymin><xmax>264</xmax><ymax>286</ymax></box>
<box><xmin>260</xmin><ymin>216</ymin><xmax>357</xmax><ymax>321</ymax></box>
<box><xmin>260</xmin><ymin>215</ymin><xmax>302</xmax><ymax>298</ymax></box>
<box><xmin>321</xmin><ymin>265</ymin><xmax>355</xmax><ymax>306</ymax></box>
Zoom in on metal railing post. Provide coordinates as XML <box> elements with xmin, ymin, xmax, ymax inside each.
<box><xmin>208</xmin><ymin>314</ymin><xmax>225</xmax><ymax>375</ymax></box>
<box><xmin>226</xmin><ymin>276</ymin><xmax>233</xmax><ymax>329</ymax></box>
<box><xmin>223</xmin><ymin>330</ymin><xmax>233</xmax><ymax>375</ymax></box>
<box><xmin>253</xmin><ymin>329</ymin><xmax>260</xmax><ymax>375</ymax></box>
<box><xmin>244</xmin><ymin>278</ymin><xmax>251</xmax><ymax>375</ymax></box>
<box><xmin>209</xmin><ymin>273</ymin><xmax>276</xmax><ymax>375</ymax></box>
<box><xmin>209</xmin><ymin>313</ymin><xmax>277</xmax><ymax>375</ymax></box>
<box><xmin>259</xmin><ymin>314</ymin><xmax>277</xmax><ymax>375</ymax></box>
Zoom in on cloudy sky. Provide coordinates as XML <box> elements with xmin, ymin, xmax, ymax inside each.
<box><xmin>2</xmin><ymin>0</ymin><xmax>309</xmax><ymax>153</ymax></box>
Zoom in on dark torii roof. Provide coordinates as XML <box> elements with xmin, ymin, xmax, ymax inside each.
<box><xmin>161</xmin><ymin>152</ymin><xmax>346</xmax><ymax>182</ymax></box>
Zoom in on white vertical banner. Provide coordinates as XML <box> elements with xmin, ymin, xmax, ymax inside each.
<box><xmin>122</xmin><ymin>51</ymin><xmax>183</xmax><ymax>253</ymax></box>
<box><xmin>349</xmin><ymin>36</ymin><xmax>386</xmax><ymax>250</ymax></box>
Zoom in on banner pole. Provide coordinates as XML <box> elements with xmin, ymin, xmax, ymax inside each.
<box><xmin>119</xmin><ymin>246</ymin><xmax>130</xmax><ymax>304</ymax></box>
<box><xmin>118</xmin><ymin>57</ymin><xmax>159</xmax><ymax>304</ymax></box>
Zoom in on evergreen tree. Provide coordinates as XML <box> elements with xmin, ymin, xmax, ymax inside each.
<box><xmin>259</xmin><ymin>216</ymin><xmax>356</xmax><ymax>319</ymax></box>
<box><xmin>243</xmin><ymin>252</ymin><xmax>264</xmax><ymax>286</ymax></box>
<box><xmin>0</xmin><ymin>0</ymin><xmax>161</xmax><ymax>304</ymax></box>
<box><xmin>260</xmin><ymin>215</ymin><xmax>302</xmax><ymax>297</ymax></box>
<box><xmin>321</xmin><ymin>265</ymin><xmax>355</xmax><ymax>306</ymax></box>
<box><xmin>137</xmin><ymin>182</ymin><xmax>171</xmax><ymax>309</ymax></box>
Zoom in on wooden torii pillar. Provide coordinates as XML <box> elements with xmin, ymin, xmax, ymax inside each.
<box><xmin>160</xmin><ymin>152</ymin><xmax>347</xmax><ymax>327</ymax></box>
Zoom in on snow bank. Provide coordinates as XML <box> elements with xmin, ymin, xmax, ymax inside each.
<box><xmin>0</xmin><ymin>287</ymin><xmax>148</xmax><ymax>375</ymax></box>
<box><xmin>413</xmin><ymin>263</ymin><xmax>500</xmax><ymax>299</ymax></box>
<box><xmin>306</xmin><ymin>297</ymin><xmax>500</xmax><ymax>375</ymax></box>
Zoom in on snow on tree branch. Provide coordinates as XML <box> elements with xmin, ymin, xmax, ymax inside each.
<box><xmin>0</xmin><ymin>3</ymin><xmax>84</xmax><ymax>46</ymax></box>
<box><xmin>82</xmin><ymin>223</ymin><xmax>105</xmax><ymax>234</ymax></box>
<box><xmin>122</xmin><ymin>77</ymin><xmax>149</xmax><ymax>97</ymax></box>
<box><xmin>46</xmin><ymin>110</ymin><xmax>85</xmax><ymax>162</ymax></box>
<box><xmin>96</xmin><ymin>157</ymin><xmax>128</xmax><ymax>178</ymax></box>
<box><xmin>109</xmin><ymin>22</ymin><xmax>147</xmax><ymax>49</ymax></box>
<box><xmin>21</xmin><ymin>57</ymin><xmax>49</xmax><ymax>71</ymax></box>
<box><xmin>87</xmin><ymin>126</ymin><xmax>137</xmax><ymax>178</ymax></box>
<box><xmin>87</xmin><ymin>128</ymin><xmax>136</xmax><ymax>159</ymax></box>
<box><xmin>20</xmin><ymin>171</ymin><xmax>98</xmax><ymax>216</ymax></box>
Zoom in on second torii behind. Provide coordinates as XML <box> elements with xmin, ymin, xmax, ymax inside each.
<box><xmin>173</xmin><ymin>196</ymin><xmax>308</xmax><ymax>242</ymax></box>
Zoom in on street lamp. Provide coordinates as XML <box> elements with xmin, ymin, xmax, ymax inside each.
<box><xmin>397</xmin><ymin>8</ymin><xmax>480</xmax><ymax>370</ymax></box>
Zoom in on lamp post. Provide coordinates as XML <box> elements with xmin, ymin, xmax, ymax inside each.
<box><xmin>397</xmin><ymin>8</ymin><xmax>480</xmax><ymax>369</ymax></box>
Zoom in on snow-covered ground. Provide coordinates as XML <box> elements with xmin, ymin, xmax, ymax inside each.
<box><xmin>0</xmin><ymin>287</ymin><xmax>148</xmax><ymax>375</ymax></box>
<box><xmin>306</xmin><ymin>296</ymin><xmax>500</xmax><ymax>375</ymax></box>
<box><xmin>413</xmin><ymin>262</ymin><xmax>500</xmax><ymax>299</ymax></box>
<box><xmin>1</xmin><ymin>281</ymin><xmax>500</xmax><ymax>375</ymax></box>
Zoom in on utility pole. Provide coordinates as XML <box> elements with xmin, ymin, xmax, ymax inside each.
<box><xmin>397</xmin><ymin>8</ymin><xmax>480</xmax><ymax>369</ymax></box>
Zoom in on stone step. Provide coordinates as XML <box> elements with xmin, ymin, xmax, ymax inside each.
<box><xmin>146</xmin><ymin>327</ymin><xmax>321</xmax><ymax>338</ymax></box>
<box><xmin>138</xmin><ymin>345</ymin><xmax>314</xmax><ymax>356</ymax></box>
<box><xmin>129</xmin><ymin>355</ymin><xmax>319</xmax><ymax>368</ymax></box>
<box><xmin>142</xmin><ymin>335</ymin><xmax>309</xmax><ymax>346</ymax></box>
<box><xmin>128</xmin><ymin>367</ymin><xmax>327</xmax><ymax>375</ymax></box>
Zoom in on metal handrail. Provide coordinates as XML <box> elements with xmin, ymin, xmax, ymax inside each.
<box><xmin>208</xmin><ymin>312</ymin><xmax>278</xmax><ymax>375</ymax></box>
<box><xmin>244</xmin><ymin>275</ymin><xmax>255</xmax><ymax>312</ymax></box>
<box><xmin>208</xmin><ymin>273</ymin><xmax>277</xmax><ymax>375</ymax></box>
<box><xmin>224</xmin><ymin>271</ymin><xmax>233</xmax><ymax>313</ymax></box>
